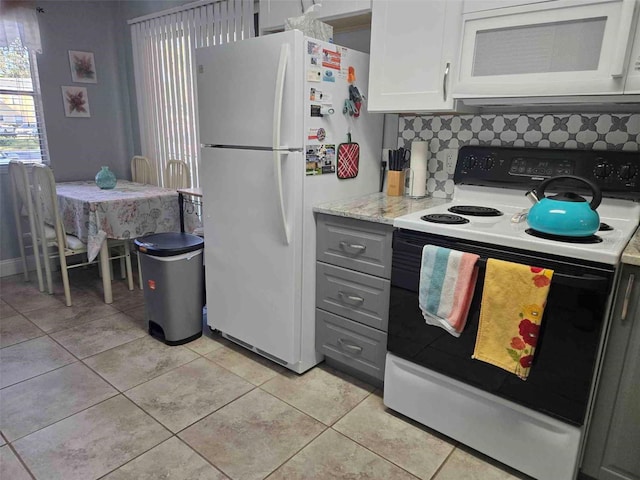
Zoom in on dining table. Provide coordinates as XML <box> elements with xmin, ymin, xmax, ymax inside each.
<box><xmin>177</xmin><ymin>187</ymin><xmax>203</xmax><ymax>234</ymax></box>
<box><xmin>55</xmin><ymin>180</ymin><xmax>181</xmax><ymax>303</ymax></box>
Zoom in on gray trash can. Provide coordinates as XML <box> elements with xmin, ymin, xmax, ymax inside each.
<box><xmin>134</xmin><ymin>232</ymin><xmax>204</xmax><ymax>345</ymax></box>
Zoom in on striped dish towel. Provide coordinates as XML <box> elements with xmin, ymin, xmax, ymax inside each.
<box><xmin>419</xmin><ymin>245</ymin><xmax>480</xmax><ymax>337</ymax></box>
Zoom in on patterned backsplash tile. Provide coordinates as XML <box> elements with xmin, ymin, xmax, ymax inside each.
<box><xmin>397</xmin><ymin>113</ymin><xmax>640</xmax><ymax>198</ymax></box>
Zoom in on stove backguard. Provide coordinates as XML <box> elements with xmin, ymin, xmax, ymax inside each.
<box><xmin>453</xmin><ymin>146</ymin><xmax>640</xmax><ymax>200</ymax></box>
<box><xmin>388</xmin><ymin>229</ymin><xmax>615</xmax><ymax>426</ymax></box>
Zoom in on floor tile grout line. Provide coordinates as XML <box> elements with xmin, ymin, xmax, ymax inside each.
<box><xmin>0</xmin><ymin>331</ymin><xmax>48</xmax><ymax>350</ymax></box>
<box><xmin>171</xmin><ymin>384</ymin><xmax>260</xmax><ymax>437</ymax></box>
<box><xmin>3</xmin><ymin>437</ymin><xmax>38</xmax><ymax>479</ymax></box>
<box><xmin>261</xmin><ymin>424</ymin><xmax>330</xmax><ymax>480</ymax></box>
<box><xmin>171</xmin><ymin>435</ymin><xmax>230</xmax><ymax>479</ymax></box>
<box><xmin>30</xmin><ymin>307</ymin><xmax>138</xmax><ymax>338</ymax></box>
<box><xmin>78</xmin><ymin>342</ymin><xmax>202</xmax><ymax>394</ymax></box>
<box><xmin>428</xmin><ymin>445</ymin><xmax>458</xmax><ymax>480</ymax></box>
<box><xmin>325</xmin><ymin>428</ymin><xmax>423</xmax><ymax>480</ymax></box>
<box><xmin>326</xmin><ymin>384</ymin><xmax>378</xmax><ymax>427</ymax></box>
<box><xmin>3</xmin><ymin>391</ymin><xmax>122</xmax><ymax>445</ymax></box>
<box><xmin>0</xmin><ymin>356</ymin><xmax>79</xmax><ymax>392</ymax></box>
<box><xmin>328</xmin><ymin>422</ymin><xmax>445</xmax><ymax>480</ymax></box>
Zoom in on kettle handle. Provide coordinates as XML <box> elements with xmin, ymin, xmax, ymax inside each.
<box><xmin>535</xmin><ymin>175</ymin><xmax>602</xmax><ymax>211</ymax></box>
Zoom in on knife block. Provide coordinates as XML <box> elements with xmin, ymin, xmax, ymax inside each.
<box><xmin>387</xmin><ymin>171</ymin><xmax>405</xmax><ymax>196</ymax></box>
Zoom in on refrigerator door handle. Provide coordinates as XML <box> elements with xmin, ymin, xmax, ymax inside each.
<box><xmin>273</xmin><ymin>43</ymin><xmax>289</xmax><ymax>149</ymax></box>
<box><xmin>274</xmin><ymin>150</ymin><xmax>291</xmax><ymax>244</ymax></box>
<box><xmin>272</xmin><ymin>42</ymin><xmax>291</xmax><ymax>244</ymax></box>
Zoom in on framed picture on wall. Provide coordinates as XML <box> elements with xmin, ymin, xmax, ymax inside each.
<box><xmin>68</xmin><ymin>50</ymin><xmax>97</xmax><ymax>83</ymax></box>
<box><xmin>62</xmin><ymin>86</ymin><xmax>91</xmax><ymax>118</ymax></box>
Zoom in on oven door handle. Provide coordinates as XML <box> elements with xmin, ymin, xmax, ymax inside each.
<box><xmin>475</xmin><ymin>258</ymin><xmax>610</xmax><ymax>292</ymax></box>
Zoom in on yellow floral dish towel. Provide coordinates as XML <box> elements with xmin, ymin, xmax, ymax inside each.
<box><xmin>472</xmin><ymin>259</ymin><xmax>554</xmax><ymax>380</ymax></box>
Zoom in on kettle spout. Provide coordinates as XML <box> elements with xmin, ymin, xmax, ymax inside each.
<box><xmin>525</xmin><ymin>189</ymin><xmax>540</xmax><ymax>205</ymax></box>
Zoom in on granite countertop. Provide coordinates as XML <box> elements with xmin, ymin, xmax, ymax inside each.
<box><xmin>622</xmin><ymin>227</ymin><xmax>640</xmax><ymax>266</ymax></box>
<box><xmin>314</xmin><ymin>192</ymin><xmax>448</xmax><ymax>225</ymax></box>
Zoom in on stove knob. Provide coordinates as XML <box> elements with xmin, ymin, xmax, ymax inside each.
<box><xmin>480</xmin><ymin>155</ymin><xmax>495</xmax><ymax>170</ymax></box>
<box><xmin>594</xmin><ymin>162</ymin><xmax>613</xmax><ymax>179</ymax></box>
<box><xmin>619</xmin><ymin>163</ymin><xmax>637</xmax><ymax>180</ymax></box>
<box><xmin>461</xmin><ymin>155</ymin><xmax>477</xmax><ymax>170</ymax></box>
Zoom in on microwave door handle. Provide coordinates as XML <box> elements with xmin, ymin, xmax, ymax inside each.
<box><xmin>442</xmin><ymin>62</ymin><xmax>450</xmax><ymax>101</ymax></box>
<box><xmin>610</xmin><ymin>0</ymin><xmax>636</xmax><ymax>78</ymax></box>
<box><xmin>273</xmin><ymin>43</ymin><xmax>290</xmax><ymax>244</ymax></box>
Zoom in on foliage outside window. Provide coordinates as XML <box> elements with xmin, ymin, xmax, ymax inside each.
<box><xmin>0</xmin><ymin>36</ymin><xmax>48</xmax><ymax>164</ymax></box>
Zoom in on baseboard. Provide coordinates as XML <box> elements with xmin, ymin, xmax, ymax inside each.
<box><xmin>0</xmin><ymin>255</ymin><xmax>39</xmax><ymax>278</ymax></box>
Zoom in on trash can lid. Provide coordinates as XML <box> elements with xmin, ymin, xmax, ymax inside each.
<box><xmin>134</xmin><ymin>232</ymin><xmax>204</xmax><ymax>257</ymax></box>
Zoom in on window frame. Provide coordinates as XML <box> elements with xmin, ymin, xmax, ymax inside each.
<box><xmin>0</xmin><ymin>45</ymin><xmax>49</xmax><ymax>167</ymax></box>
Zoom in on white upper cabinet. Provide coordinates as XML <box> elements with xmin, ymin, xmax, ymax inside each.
<box><xmin>367</xmin><ymin>0</ymin><xmax>463</xmax><ymax>112</ymax></box>
<box><xmin>259</xmin><ymin>0</ymin><xmax>372</xmax><ymax>33</ymax></box>
<box><xmin>624</xmin><ymin>16</ymin><xmax>640</xmax><ymax>93</ymax></box>
<box><xmin>455</xmin><ymin>0</ymin><xmax>639</xmax><ymax>98</ymax></box>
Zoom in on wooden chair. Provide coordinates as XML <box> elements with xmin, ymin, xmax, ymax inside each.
<box><xmin>8</xmin><ymin>161</ymin><xmax>45</xmax><ymax>290</ymax></box>
<box><xmin>164</xmin><ymin>159</ymin><xmax>190</xmax><ymax>189</ymax></box>
<box><xmin>31</xmin><ymin>164</ymin><xmax>133</xmax><ymax>306</ymax></box>
<box><xmin>131</xmin><ymin>155</ymin><xmax>154</xmax><ymax>184</ymax></box>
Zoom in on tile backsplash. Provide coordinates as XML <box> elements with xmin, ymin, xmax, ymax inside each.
<box><xmin>397</xmin><ymin>113</ymin><xmax>640</xmax><ymax>198</ymax></box>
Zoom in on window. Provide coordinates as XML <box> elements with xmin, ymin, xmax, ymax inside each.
<box><xmin>0</xmin><ymin>8</ymin><xmax>47</xmax><ymax>165</ymax></box>
<box><xmin>129</xmin><ymin>0</ymin><xmax>254</xmax><ymax>187</ymax></box>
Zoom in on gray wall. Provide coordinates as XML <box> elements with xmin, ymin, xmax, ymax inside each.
<box><xmin>37</xmin><ymin>1</ymin><xmax>131</xmax><ymax>181</ymax></box>
<box><xmin>0</xmin><ymin>1</ymin><xmax>187</xmax><ymax>266</ymax></box>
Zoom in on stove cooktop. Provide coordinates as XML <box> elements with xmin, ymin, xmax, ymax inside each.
<box><xmin>394</xmin><ymin>185</ymin><xmax>640</xmax><ymax>265</ymax></box>
<box><xmin>394</xmin><ymin>146</ymin><xmax>640</xmax><ymax>265</ymax></box>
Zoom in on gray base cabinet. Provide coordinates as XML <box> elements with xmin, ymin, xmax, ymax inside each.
<box><xmin>581</xmin><ymin>264</ymin><xmax>640</xmax><ymax>480</ymax></box>
<box><xmin>315</xmin><ymin>214</ymin><xmax>393</xmax><ymax>382</ymax></box>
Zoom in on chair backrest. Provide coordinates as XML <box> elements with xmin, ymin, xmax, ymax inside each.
<box><xmin>8</xmin><ymin>160</ymin><xmax>33</xmax><ymax>217</ymax></box>
<box><xmin>164</xmin><ymin>159</ymin><xmax>190</xmax><ymax>189</ymax></box>
<box><xmin>131</xmin><ymin>155</ymin><xmax>154</xmax><ymax>184</ymax></box>
<box><xmin>31</xmin><ymin>164</ymin><xmax>68</xmax><ymax>249</ymax></box>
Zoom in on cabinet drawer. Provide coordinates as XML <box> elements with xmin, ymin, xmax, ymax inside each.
<box><xmin>316</xmin><ymin>309</ymin><xmax>387</xmax><ymax>380</ymax></box>
<box><xmin>316</xmin><ymin>214</ymin><xmax>393</xmax><ymax>278</ymax></box>
<box><xmin>316</xmin><ymin>262</ymin><xmax>390</xmax><ymax>331</ymax></box>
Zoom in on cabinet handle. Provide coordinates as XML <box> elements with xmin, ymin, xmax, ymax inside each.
<box><xmin>339</xmin><ymin>241</ymin><xmax>366</xmax><ymax>252</ymax></box>
<box><xmin>338</xmin><ymin>291</ymin><xmax>365</xmax><ymax>304</ymax></box>
<box><xmin>610</xmin><ymin>0</ymin><xmax>636</xmax><ymax>78</ymax></box>
<box><xmin>338</xmin><ymin>338</ymin><xmax>363</xmax><ymax>353</ymax></box>
<box><xmin>621</xmin><ymin>273</ymin><xmax>635</xmax><ymax>321</ymax></box>
<box><xmin>442</xmin><ymin>62</ymin><xmax>450</xmax><ymax>102</ymax></box>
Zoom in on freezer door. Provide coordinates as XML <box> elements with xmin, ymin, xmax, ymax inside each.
<box><xmin>196</xmin><ymin>30</ymin><xmax>303</xmax><ymax>149</ymax></box>
<box><xmin>201</xmin><ymin>147</ymin><xmax>303</xmax><ymax>365</ymax></box>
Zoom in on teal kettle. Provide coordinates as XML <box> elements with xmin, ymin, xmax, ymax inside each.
<box><xmin>527</xmin><ymin>175</ymin><xmax>602</xmax><ymax>237</ymax></box>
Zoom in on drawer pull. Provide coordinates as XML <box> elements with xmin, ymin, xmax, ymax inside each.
<box><xmin>338</xmin><ymin>338</ymin><xmax>363</xmax><ymax>354</ymax></box>
<box><xmin>339</xmin><ymin>241</ymin><xmax>366</xmax><ymax>253</ymax></box>
<box><xmin>621</xmin><ymin>273</ymin><xmax>635</xmax><ymax>322</ymax></box>
<box><xmin>338</xmin><ymin>291</ymin><xmax>364</xmax><ymax>304</ymax></box>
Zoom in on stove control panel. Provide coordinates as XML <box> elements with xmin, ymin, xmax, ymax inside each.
<box><xmin>454</xmin><ymin>146</ymin><xmax>640</xmax><ymax>199</ymax></box>
<box><xmin>508</xmin><ymin>157</ymin><xmax>574</xmax><ymax>177</ymax></box>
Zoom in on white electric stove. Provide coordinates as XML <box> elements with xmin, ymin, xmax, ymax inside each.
<box><xmin>385</xmin><ymin>145</ymin><xmax>640</xmax><ymax>480</ymax></box>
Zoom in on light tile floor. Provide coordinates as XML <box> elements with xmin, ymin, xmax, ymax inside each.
<box><xmin>0</xmin><ymin>268</ymin><xmax>534</xmax><ymax>480</ymax></box>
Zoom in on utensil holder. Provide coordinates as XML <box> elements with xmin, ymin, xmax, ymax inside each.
<box><xmin>387</xmin><ymin>170</ymin><xmax>405</xmax><ymax>196</ymax></box>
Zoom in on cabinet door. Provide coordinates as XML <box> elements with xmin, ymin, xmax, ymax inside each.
<box><xmin>581</xmin><ymin>265</ymin><xmax>640</xmax><ymax>480</ymax></box>
<box><xmin>456</xmin><ymin>0</ymin><xmax>637</xmax><ymax>97</ymax></box>
<box><xmin>367</xmin><ymin>0</ymin><xmax>463</xmax><ymax>112</ymax></box>
<box><xmin>259</xmin><ymin>0</ymin><xmax>371</xmax><ymax>33</ymax></box>
<box><xmin>624</xmin><ymin>17</ymin><xmax>640</xmax><ymax>93</ymax></box>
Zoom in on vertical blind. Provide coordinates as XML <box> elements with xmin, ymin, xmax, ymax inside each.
<box><xmin>129</xmin><ymin>0</ymin><xmax>254</xmax><ymax>187</ymax></box>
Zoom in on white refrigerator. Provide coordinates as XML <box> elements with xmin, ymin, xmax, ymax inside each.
<box><xmin>196</xmin><ymin>30</ymin><xmax>383</xmax><ymax>373</ymax></box>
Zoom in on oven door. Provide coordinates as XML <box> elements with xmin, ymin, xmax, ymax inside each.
<box><xmin>388</xmin><ymin>229</ymin><xmax>615</xmax><ymax>426</ymax></box>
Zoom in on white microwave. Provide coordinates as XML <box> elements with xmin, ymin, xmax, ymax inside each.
<box><xmin>454</xmin><ymin>0</ymin><xmax>639</xmax><ymax>99</ymax></box>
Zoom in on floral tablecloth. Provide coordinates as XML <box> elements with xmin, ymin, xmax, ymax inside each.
<box><xmin>56</xmin><ymin>180</ymin><xmax>180</xmax><ymax>261</ymax></box>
